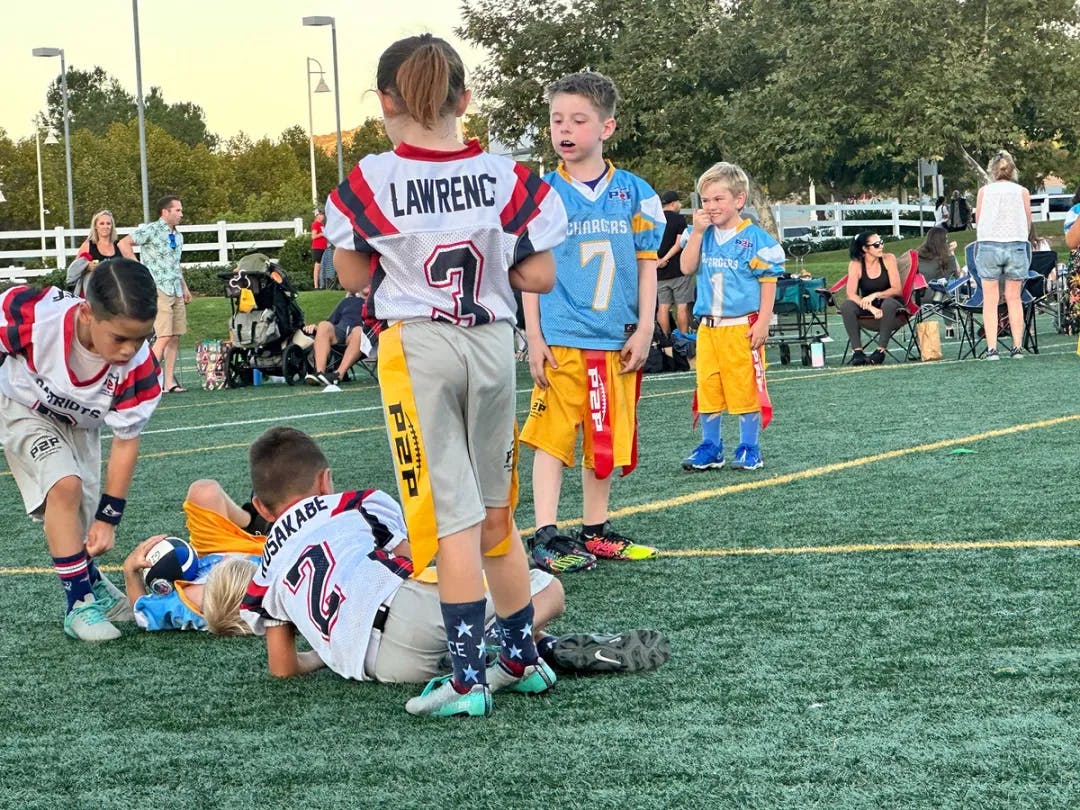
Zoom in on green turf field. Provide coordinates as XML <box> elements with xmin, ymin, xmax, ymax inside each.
<box><xmin>3</xmin><ymin>314</ymin><xmax>1080</xmax><ymax>809</ymax></box>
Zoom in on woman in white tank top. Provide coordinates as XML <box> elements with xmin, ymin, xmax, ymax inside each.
<box><xmin>974</xmin><ymin>150</ymin><xmax>1032</xmax><ymax>359</ymax></box>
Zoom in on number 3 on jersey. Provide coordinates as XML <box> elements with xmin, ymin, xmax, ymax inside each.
<box><xmin>285</xmin><ymin>543</ymin><xmax>345</xmax><ymax>640</ymax></box>
<box><xmin>424</xmin><ymin>242</ymin><xmax>494</xmax><ymax>326</ymax></box>
<box><xmin>580</xmin><ymin>240</ymin><xmax>616</xmax><ymax>311</ymax></box>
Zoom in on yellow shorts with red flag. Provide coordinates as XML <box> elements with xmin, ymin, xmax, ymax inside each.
<box><xmin>695</xmin><ymin>321</ymin><xmax>771</xmax><ymax>418</ymax></box>
<box><xmin>519</xmin><ymin>347</ymin><xmax>641</xmax><ymax>478</ymax></box>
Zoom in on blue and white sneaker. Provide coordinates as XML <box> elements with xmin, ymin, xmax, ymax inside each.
<box><xmin>682</xmin><ymin>440</ymin><xmax>724</xmax><ymax>471</ymax></box>
<box><xmin>731</xmin><ymin>443</ymin><xmax>763</xmax><ymax>471</ymax></box>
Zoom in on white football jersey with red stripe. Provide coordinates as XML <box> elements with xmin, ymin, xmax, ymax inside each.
<box><xmin>0</xmin><ymin>286</ymin><xmax>161</xmax><ymax>438</ymax></box>
<box><xmin>324</xmin><ymin>139</ymin><xmax>567</xmax><ymax>326</ymax></box>
<box><xmin>240</xmin><ymin>489</ymin><xmax>413</xmax><ymax>682</ymax></box>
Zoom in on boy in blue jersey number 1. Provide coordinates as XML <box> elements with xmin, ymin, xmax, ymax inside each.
<box><xmin>520</xmin><ymin>71</ymin><xmax>662</xmax><ymax>573</ymax></box>
<box><xmin>678</xmin><ymin>162</ymin><xmax>785</xmax><ymax>473</ymax></box>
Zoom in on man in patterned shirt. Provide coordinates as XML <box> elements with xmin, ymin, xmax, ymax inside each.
<box><xmin>120</xmin><ymin>195</ymin><xmax>190</xmax><ymax>393</ymax></box>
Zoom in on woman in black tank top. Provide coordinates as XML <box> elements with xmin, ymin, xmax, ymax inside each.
<box><xmin>839</xmin><ymin>232</ymin><xmax>904</xmax><ymax>365</ymax></box>
<box><xmin>76</xmin><ymin>210</ymin><xmax>127</xmax><ymax>264</ymax></box>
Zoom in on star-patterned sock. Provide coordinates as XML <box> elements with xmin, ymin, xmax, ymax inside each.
<box><xmin>440</xmin><ymin>599</ymin><xmax>489</xmax><ymax>693</ymax></box>
<box><xmin>494</xmin><ymin>601</ymin><xmax>540</xmax><ymax>677</ymax></box>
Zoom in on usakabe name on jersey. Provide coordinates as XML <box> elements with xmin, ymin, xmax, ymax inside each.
<box><xmin>539</xmin><ymin>163</ymin><xmax>664</xmax><ymax>350</ymax></box>
<box><xmin>240</xmin><ymin>489</ymin><xmax>413</xmax><ymax>682</ymax></box>
<box><xmin>0</xmin><ymin>286</ymin><xmax>161</xmax><ymax>437</ymax></box>
<box><xmin>680</xmin><ymin>219</ymin><xmax>786</xmax><ymax>319</ymax></box>
<box><xmin>324</xmin><ymin>140</ymin><xmax>567</xmax><ymax>329</ymax></box>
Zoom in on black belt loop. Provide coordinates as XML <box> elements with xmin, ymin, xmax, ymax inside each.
<box><xmin>372</xmin><ymin>603</ymin><xmax>390</xmax><ymax>633</ymax></box>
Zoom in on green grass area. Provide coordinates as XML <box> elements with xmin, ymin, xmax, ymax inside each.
<box><xmin>2</xmin><ymin>317</ymin><xmax>1080</xmax><ymax>808</ymax></box>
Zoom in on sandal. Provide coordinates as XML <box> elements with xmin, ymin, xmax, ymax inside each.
<box><xmin>165</xmin><ymin>384</ymin><xmax>187</xmax><ymax>393</ymax></box>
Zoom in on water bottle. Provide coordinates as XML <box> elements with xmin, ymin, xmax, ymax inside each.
<box><xmin>810</xmin><ymin>342</ymin><xmax>825</xmax><ymax>368</ymax></box>
<box><xmin>252</xmin><ymin>368</ymin><xmax>263</xmax><ymax>386</ymax></box>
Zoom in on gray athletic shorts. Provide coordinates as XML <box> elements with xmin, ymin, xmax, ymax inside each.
<box><xmin>386</xmin><ymin>319</ymin><xmax>517</xmax><ymax>538</ymax></box>
<box><xmin>370</xmin><ymin>568</ymin><xmax>554</xmax><ymax>683</ymax></box>
<box><xmin>0</xmin><ymin>395</ymin><xmax>100</xmax><ymax>529</ymax></box>
<box><xmin>657</xmin><ymin>274</ymin><xmax>695</xmax><ymax>305</ymax></box>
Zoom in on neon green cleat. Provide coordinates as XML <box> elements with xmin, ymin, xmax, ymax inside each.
<box><xmin>580</xmin><ymin>523</ymin><xmax>658</xmax><ymax>561</ymax></box>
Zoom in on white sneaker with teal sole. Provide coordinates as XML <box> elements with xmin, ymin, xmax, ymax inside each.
<box><xmin>486</xmin><ymin>659</ymin><xmax>557</xmax><ymax>694</ymax></box>
<box><xmin>405</xmin><ymin>675</ymin><xmax>492</xmax><ymax>718</ymax></box>
<box><xmin>92</xmin><ymin>574</ymin><xmax>134</xmax><ymax>622</ymax></box>
<box><xmin>64</xmin><ymin>597</ymin><xmax>121</xmax><ymax>642</ymax></box>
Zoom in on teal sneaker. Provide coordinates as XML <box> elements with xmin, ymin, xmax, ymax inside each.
<box><xmin>64</xmin><ymin>597</ymin><xmax>121</xmax><ymax>642</ymax></box>
<box><xmin>486</xmin><ymin>659</ymin><xmax>557</xmax><ymax>695</ymax></box>
<box><xmin>730</xmin><ymin>443</ymin><xmax>763</xmax><ymax>471</ymax></box>
<box><xmin>405</xmin><ymin>675</ymin><xmax>492</xmax><ymax>718</ymax></box>
<box><xmin>92</xmin><ymin>574</ymin><xmax>134</xmax><ymax>622</ymax></box>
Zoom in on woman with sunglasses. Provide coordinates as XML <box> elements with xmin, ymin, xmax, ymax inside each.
<box><xmin>840</xmin><ymin>232</ymin><xmax>903</xmax><ymax>365</ymax></box>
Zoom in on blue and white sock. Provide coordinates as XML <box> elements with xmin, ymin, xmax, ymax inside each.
<box><xmin>738</xmin><ymin>411</ymin><xmax>762</xmax><ymax>448</ymax></box>
<box><xmin>494</xmin><ymin>601</ymin><xmax>540</xmax><ymax>676</ymax></box>
<box><xmin>440</xmin><ymin>599</ymin><xmax>489</xmax><ymax>692</ymax></box>
<box><xmin>701</xmin><ymin>412</ymin><xmax>722</xmax><ymax>446</ymax></box>
<box><xmin>54</xmin><ymin>551</ymin><xmax>93</xmax><ymax>613</ymax></box>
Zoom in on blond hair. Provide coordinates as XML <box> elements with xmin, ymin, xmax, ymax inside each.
<box><xmin>89</xmin><ymin>210</ymin><xmax>117</xmax><ymax>244</ymax></box>
<box><xmin>697</xmin><ymin>161</ymin><xmax>750</xmax><ymax>199</ymax></box>
<box><xmin>987</xmin><ymin>150</ymin><xmax>1018</xmax><ymax>182</ymax></box>
<box><xmin>203</xmin><ymin>556</ymin><xmax>258</xmax><ymax>636</ymax></box>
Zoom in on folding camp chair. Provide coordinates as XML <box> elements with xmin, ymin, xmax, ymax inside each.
<box><xmin>1026</xmin><ymin>250</ymin><xmax>1061</xmax><ymax>333</ymax></box>
<box><xmin>823</xmin><ymin>250</ymin><xmax>921</xmax><ymax>364</ymax></box>
<box><xmin>956</xmin><ymin>242</ymin><xmax>1039</xmax><ymax>359</ymax></box>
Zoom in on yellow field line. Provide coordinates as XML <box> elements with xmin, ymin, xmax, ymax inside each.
<box><xmin>530</xmin><ymin>412</ymin><xmax>1080</xmax><ymax>534</ymax></box>
<box><xmin>4</xmin><ymin>536</ymin><xmax>1078</xmax><ymax>577</ymax></box>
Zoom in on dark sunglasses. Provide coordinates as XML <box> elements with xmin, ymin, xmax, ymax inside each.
<box><xmin>867</xmin><ymin>240</ymin><xmax>884</xmax><ymax>248</ymax></box>
<box><xmin>168</xmin><ymin>233</ymin><xmax>177</xmax><ymax>249</ymax></box>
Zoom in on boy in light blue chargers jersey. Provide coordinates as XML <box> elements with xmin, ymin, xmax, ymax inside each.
<box><xmin>678</xmin><ymin>161</ymin><xmax>785</xmax><ymax>473</ymax></box>
<box><xmin>519</xmin><ymin>71</ymin><xmax>664</xmax><ymax>573</ymax></box>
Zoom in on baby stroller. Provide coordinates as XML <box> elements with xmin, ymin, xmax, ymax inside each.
<box><xmin>217</xmin><ymin>253</ymin><xmax>311</xmax><ymax>387</ymax></box>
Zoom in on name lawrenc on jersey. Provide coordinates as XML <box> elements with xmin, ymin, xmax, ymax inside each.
<box><xmin>388</xmin><ymin>173</ymin><xmax>498</xmax><ymax>217</ymax></box>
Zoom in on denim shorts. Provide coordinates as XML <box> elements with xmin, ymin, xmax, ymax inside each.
<box><xmin>974</xmin><ymin>241</ymin><xmax>1031</xmax><ymax>281</ymax></box>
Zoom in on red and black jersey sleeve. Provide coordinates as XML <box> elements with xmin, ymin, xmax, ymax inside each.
<box><xmin>327</xmin><ymin>163</ymin><xmax>400</xmax><ymax>252</ymax></box>
<box><xmin>0</xmin><ymin>286</ymin><xmax>49</xmax><ymax>358</ymax></box>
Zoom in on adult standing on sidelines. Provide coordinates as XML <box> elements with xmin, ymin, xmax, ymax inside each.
<box><xmin>655</xmin><ymin>191</ymin><xmax>692</xmax><ymax>336</ymax></box>
<box><xmin>973</xmin><ymin>151</ymin><xmax>1031</xmax><ymax>360</ymax></box>
<box><xmin>311</xmin><ymin>209</ymin><xmax>328</xmax><ymax>289</ymax></box>
<box><xmin>120</xmin><ymin>195</ymin><xmax>190</xmax><ymax>392</ymax></box>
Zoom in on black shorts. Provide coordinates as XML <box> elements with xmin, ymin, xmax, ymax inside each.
<box><xmin>312</xmin><ymin>248</ymin><xmax>325</xmax><ymax>263</ymax></box>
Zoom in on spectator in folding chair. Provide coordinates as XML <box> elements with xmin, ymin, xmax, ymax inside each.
<box><xmin>839</xmin><ymin>232</ymin><xmax>905</xmax><ymax>365</ymax></box>
<box><xmin>303</xmin><ymin>290</ymin><xmax>373</xmax><ymax>388</ymax></box>
<box><xmin>907</xmin><ymin>227</ymin><xmax>960</xmax><ymax>307</ymax></box>
<box><xmin>973</xmin><ymin>150</ymin><xmax>1031</xmax><ymax>360</ymax></box>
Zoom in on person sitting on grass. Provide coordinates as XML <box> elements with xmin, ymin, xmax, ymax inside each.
<box><xmin>303</xmin><ymin>290</ymin><xmax>373</xmax><ymax>388</ymax></box>
<box><xmin>840</xmin><ymin>232</ymin><xmax>904</xmax><ymax>366</ymax></box>
<box><xmin>238</xmin><ymin>426</ymin><xmax>669</xmax><ymax>687</ymax></box>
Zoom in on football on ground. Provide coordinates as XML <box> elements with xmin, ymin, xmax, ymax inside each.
<box><xmin>142</xmin><ymin>536</ymin><xmax>199</xmax><ymax>595</ymax></box>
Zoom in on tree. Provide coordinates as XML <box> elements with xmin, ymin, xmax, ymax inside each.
<box><xmin>458</xmin><ymin>0</ymin><xmax>1080</xmax><ymax>200</ymax></box>
<box><xmin>344</xmin><ymin>117</ymin><xmax>392</xmax><ymax>167</ymax></box>
<box><xmin>144</xmin><ymin>87</ymin><xmax>217</xmax><ymax>149</ymax></box>
<box><xmin>45</xmin><ymin>67</ymin><xmax>135</xmax><ymax>137</ymax></box>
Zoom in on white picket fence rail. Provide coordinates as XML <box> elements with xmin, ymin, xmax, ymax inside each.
<box><xmin>0</xmin><ymin>218</ymin><xmax>306</xmax><ymax>279</ymax></box>
<box><xmin>772</xmin><ymin>199</ymin><xmax>1067</xmax><ymax>242</ymax></box>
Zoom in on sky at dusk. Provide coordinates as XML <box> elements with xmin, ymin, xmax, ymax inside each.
<box><xmin>2</xmin><ymin>0</ymin><xmax>487</xmax><ymax>143</ymax></box>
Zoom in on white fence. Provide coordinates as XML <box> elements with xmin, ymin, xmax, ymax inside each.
<box><xmin>771</xmin><ymin>199</ymin><xmax>1067</xmax><ymax>241</ymax></box>
<box><xmin>0</xmin><ymin>218</ymin><xmax>306</xmax><ymax>272</ymax></box>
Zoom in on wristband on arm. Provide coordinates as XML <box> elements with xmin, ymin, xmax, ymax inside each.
<box><xmin>95</xmin><ymin>494</ymin><xmax>126</xmax><ymax>525</ymax></box>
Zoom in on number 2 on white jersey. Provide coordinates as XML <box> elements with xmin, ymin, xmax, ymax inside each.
<box><xmin>580</xmin><ymin>240</ymin><xmax>616</xmax><ymax>311</ymax></box>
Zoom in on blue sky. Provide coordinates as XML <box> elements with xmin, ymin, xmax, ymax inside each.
<box><xmin>2</xmin><ymin>0</ymin><xmax>486</xmax><ymax>142</ymax></box>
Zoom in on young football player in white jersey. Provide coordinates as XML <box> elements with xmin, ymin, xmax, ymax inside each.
<box><xmin>0</xmin><ymin>259</ymin><xmax>162</xmax><ymax>641</ymax></box>
<box><xmin>322</xmin><ymin>35</ymin><xmax>569</xmax><ymax>717</ymax></box>
<box><xmin>520</xmin><ymin>71</ymin><xmax>664</xmax><ymax>573</ymax></box>
<box><xmin>678</xmin><ymin>162</ymin><xmax>785</xmax><ymax>473</ymax></box>
<box><xmin>239</xmin><ymin>428</ymin><xmax>666</xmax><ymax>688</ymax></box>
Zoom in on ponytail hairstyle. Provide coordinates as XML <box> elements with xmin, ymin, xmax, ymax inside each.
<box><xmin>376</xmin><ymin>34</ymin><xmax>466</xmax><ymax>130</ymax></box>
<box><xmin>987</xmin><ymin>150</ymin><xmax>1018</xmax><ymax>182</ymax></box>
<box><xmin>84</xmin><ymin>258</ymin><xmax>158</xmax><ymax>323</ymax></box>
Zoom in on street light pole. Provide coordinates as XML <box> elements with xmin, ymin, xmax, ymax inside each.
<box><xmin>32</xmin><ymin>47</ymin><xmax>75</xmax><ymax>247</ymax></box>
<box><xmin>302</xmin><ymin>16</ymin><xmax>344</xmax><ymax>183</ymax></box>
<box><xmin>132</xmin><ymin>0</ymin><xmax>150</xmax><ymax>223</ymax></box>
<box><xmin>35</xmin><ymin>129</ymin><xmax>48</xmax><ymax>261</ymax></box>
<box><xmin>306</xmin><ymin>57</ymin><xmax>330</xmax><ymax>206</ymax></box>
